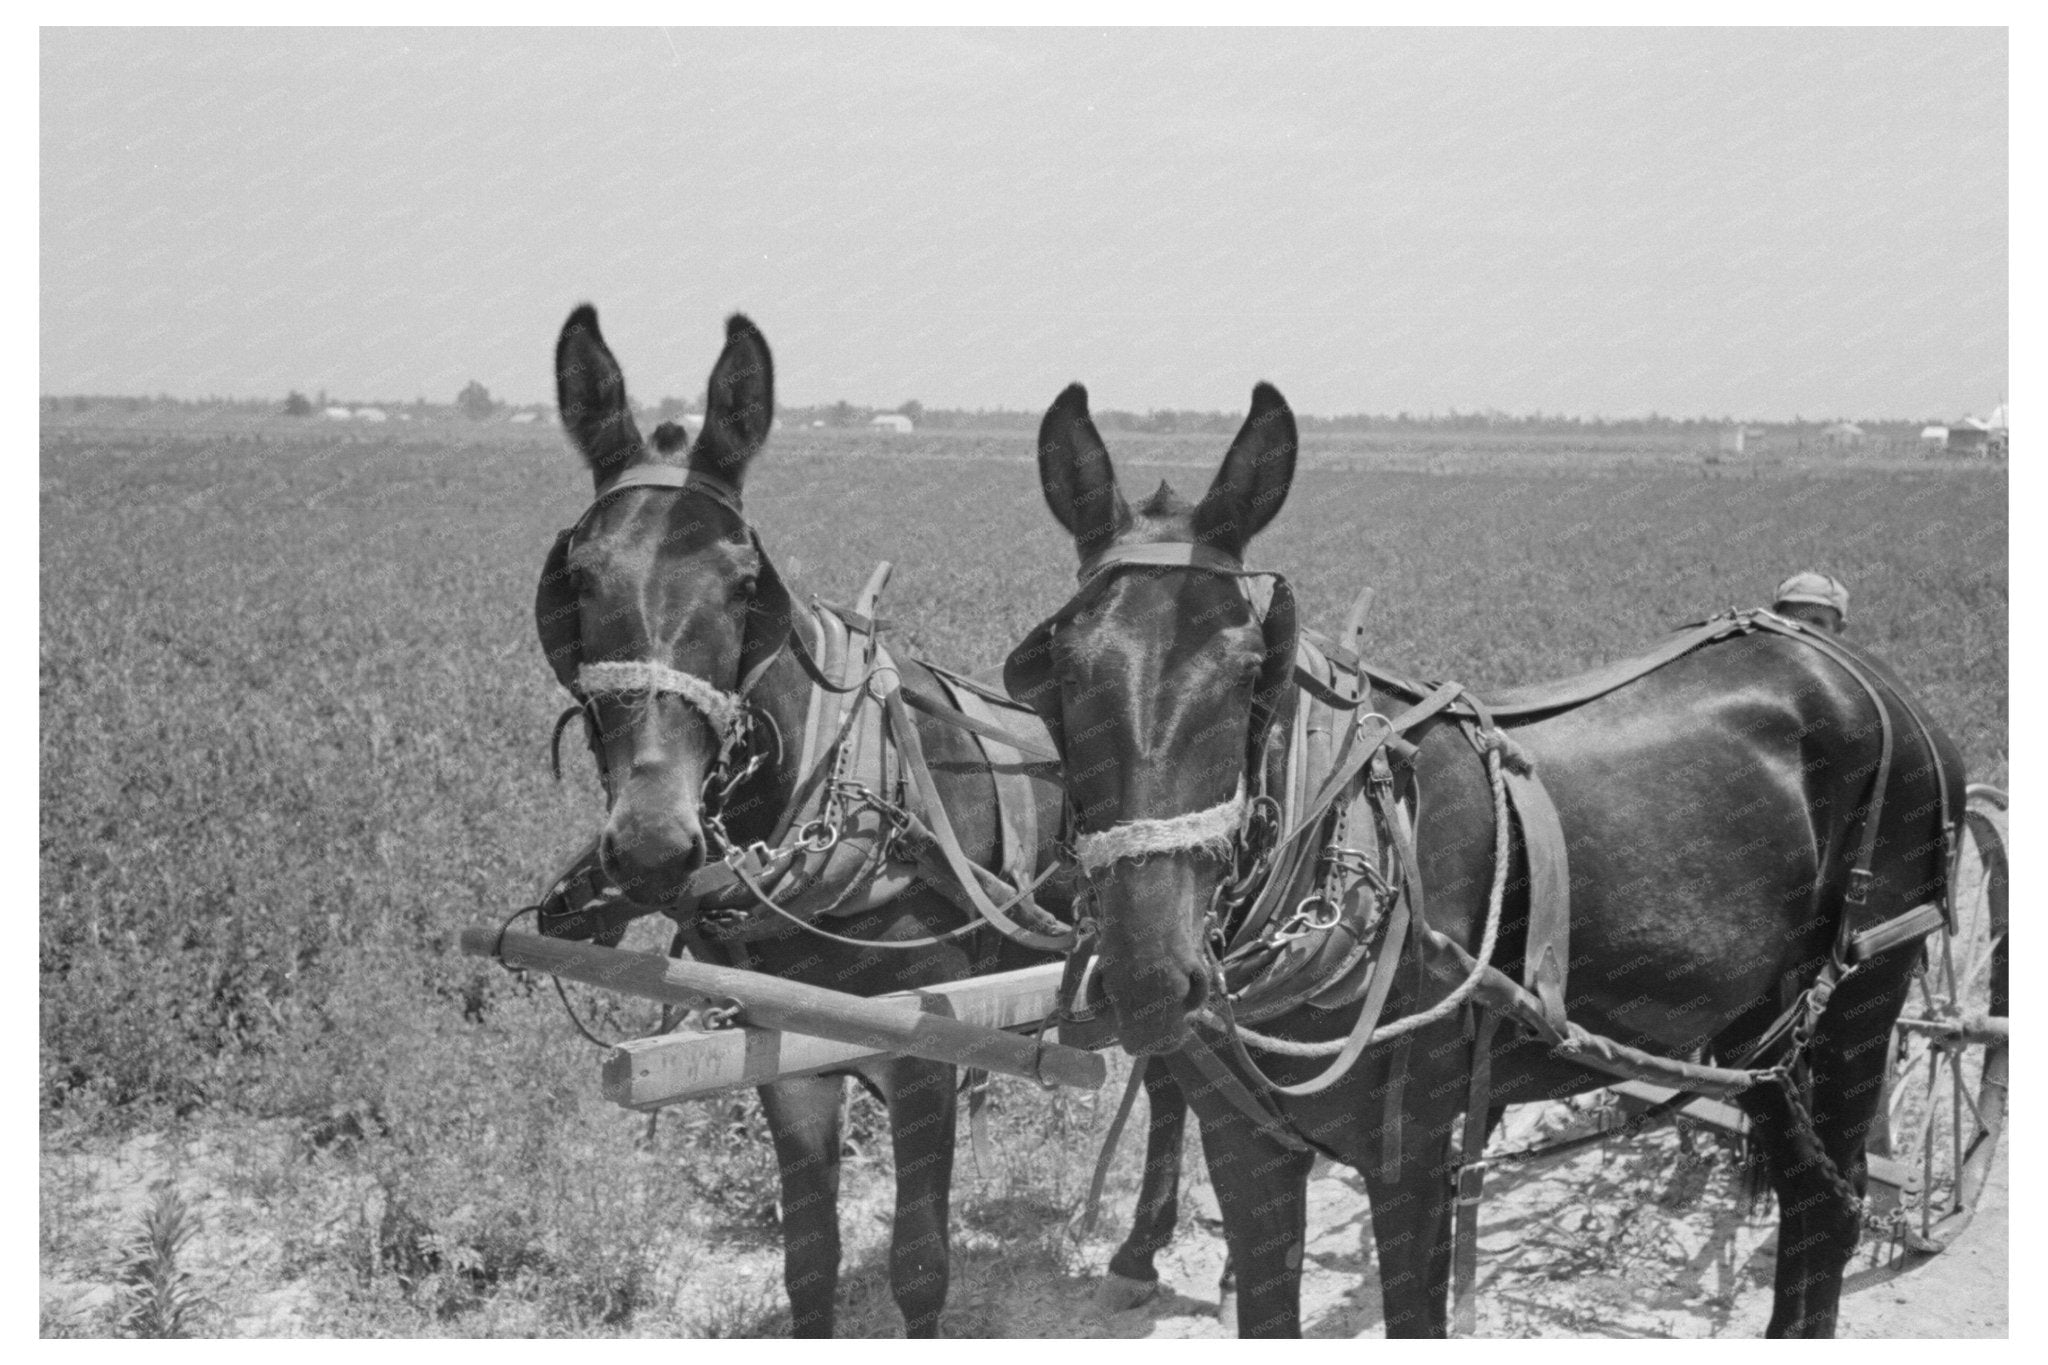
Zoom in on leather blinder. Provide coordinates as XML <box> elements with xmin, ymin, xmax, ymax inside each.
<box><xmin>535</xmin><ymin>527</ymin><xmax>583</xmax><ymax>690</ymax></box>
<box><xmin>737</xmin><ymin>530</ymin><xmax>795</xmax><ymax>694</ymax></box>
<box><xmin>1251</xmin><ymin>574</ymin><xmax>1298</xmax><ymax>751</ymax></box>
<box><xmin>1001</xmin><ymin>613</ymin><xmax>1067</xmax><ymax>756</ymax></box>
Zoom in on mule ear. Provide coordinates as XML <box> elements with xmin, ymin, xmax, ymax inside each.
<box><xmin>1194</xmin><ymin>382</ymin><xmax>1296</xmax><ymax>558</ymax></box>
<box><xmin>556</xmin><ymin>304</ymin><xmax>645</xmax><ymax>486</ymax></box>
<box><xmin>691</xmin><ymin>314</ymin><xmax>775</xmax><ymax>487</ymax></box>
<box><xmin>1037</xmin><ymin>383</ymin><xmax>1130</xmax><ymax>562</ymax></box>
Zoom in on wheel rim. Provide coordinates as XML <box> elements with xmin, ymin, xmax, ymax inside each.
<box><xmin>1874</xmin><ymin>788</ymin><xmax>2008</xmax><ymax>1253</ymax></box>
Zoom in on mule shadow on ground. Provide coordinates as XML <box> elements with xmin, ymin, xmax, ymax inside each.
<box><xmin>1293</xmin><ymin>1129</ymin><xmax>1782</xmax><ymax>1337</ymax></box>
<box><xmin>685</xmin><ymin>1122</ymin><xmax>1965</xmax><ymax>1337</ymax></box>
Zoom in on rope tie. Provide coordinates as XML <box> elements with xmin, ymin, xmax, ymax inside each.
<box><xmin>1072</xmin><ymin>778</ymin><xmax>1247</xmax><ymax>873</ymax></box>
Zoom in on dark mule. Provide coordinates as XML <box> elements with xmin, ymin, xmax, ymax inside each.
<box><xmin>1006</xmin><ymin>382</ymin><xmax>1964</xmax><ymax>1337</ymax></box>
<box><xmin>532</xmin><ymin>308</ymin><xmax>1197</xmax><ymax>1334</ymax></box>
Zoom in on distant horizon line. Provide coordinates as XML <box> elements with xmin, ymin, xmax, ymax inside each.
<box><xmin>37</xmin><ymin>391</ymin><xmax>2004</xmax><ymax>431</ymax></box>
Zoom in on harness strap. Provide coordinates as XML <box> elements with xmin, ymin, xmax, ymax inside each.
<box><xmin>879</xmin><ymin>675</ymin><xmax>1077</xmax><ymax>952</ymax></box>
<box><xmin>1752</xmin><ymin>616</ymin><xmax>1926</xmax><ymax>916</ymax></box>
<box><xmin>930</xmin><ymin>671</ymin><xmax>1046</xmax><ymax>888</ymax></box>
<box><xmin>1231</xmin><ymin>883</ymin><xmax>1414</xmax><ymax>1099</ymax></box>
<box><xmin>588</xmin><ymin>462</ymin><xmax>743</xmax><ymax>512</ymax></box>
<box><xmin>1183</xmin><ymin>1025</ymin><xmax>1315</xmax><ymax>1154</ymax></box>
<box><xmin>1228</xmin><ymin>678</ymin><xmax>1461</xmax><ymax>953</ymax></box>
<box><xmin>900</xmin><ymin>683</ymin><xmax>1062</xmax><ymax>763</ymax></box>
<box><xmin>1503</xmin><ymin>764</ymin><xmax>1572</xmax><ymax>1038</ymax></box>
<box><xmin>722</xmin><ymin>854</ymin><xmax>988</xmax><ymax>951</ymax></box>
<box><xmin>1357</xmin><ymin>614</ymin><xmax>1750</xmax><ymax>722</ymax></box>
<box><xmin>789</xmin><ymin>615</ymin><xmax>872</xmax><ymax>695</ymax></box>
<box><xmin>1079</xmin><ymin>540</ymin><xmax>1249</xmax><ymax>581</ymax></box>
<box><xmin>1080</xmin><ymin>1063</ymin><xmax>1150</xmax><ymax>1235</ymax></box>
<box><xmin>1379</xmin><ymin>1029</ymin><xmax>1413</xmax><ymax>1181</ymax></box>
<box><xmin>1450</xmin><ymin>1007</ymin><xmax>1500</xmax><ymax>1338</ymax></box>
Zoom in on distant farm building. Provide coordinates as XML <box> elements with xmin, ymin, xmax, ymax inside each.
<box><xmin>1945</xmin><ymin>417</ymin><xmax>1991</xmax><ymax>455</ymax></box>
<box><xmin>508</xmin><ymin>411</ymin><xmax>539</xmax><ymax>424</ymax></box>
<box><xmin>1716</xmin><ymin>426</ymin><xmax>1768</xmax><ymax>455</ymax></box>
<box><xmin>870</xmin><ymin>413</ymin><xmax>914</xmax><ymax>434</ymax></box>
<box><xmin>1920</xmin><ymin>425</ymin><xmax>1949</xmax><ymax>449</ymax></box>
<box><xmin>323</xmin><ymin>406</ymin><xmax>352</xmax><ymax>420</ymax></box>
<box><xmin>354</xmin><ymin>407</ymin><xmax>387</xmax><ymax>423</ymax></box>
<box><xmin>1820</xmin><ymin>422</ymin><xmax>1866</xmax><ymax>449</ymax></box>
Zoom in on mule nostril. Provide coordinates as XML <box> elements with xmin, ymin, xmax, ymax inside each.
<box><xmin>1182</xmin><ymin>969</ymin><xmax>1210</xmax><ymax>1016</ymax></box>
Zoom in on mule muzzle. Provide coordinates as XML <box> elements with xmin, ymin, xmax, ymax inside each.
<box><xmin>1102</xmin><ymin>958</ymin><xmax>1210</xmax><ymax>1056</ymax></box>
<box><xmin>1090</xmin><ymin>855</ymin><xmax>1219</xmax><ymax>1056</ymax></box>
<box><xmin>599</xmin><ymin>804</ymin><xmax>708</xmax><ymax>909</ymax></box>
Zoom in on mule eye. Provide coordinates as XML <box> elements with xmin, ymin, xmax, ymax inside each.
<box><xmin>732</xmin><ymin>575</ymin><xmax>759</xmax><ymax>600</ymax></box>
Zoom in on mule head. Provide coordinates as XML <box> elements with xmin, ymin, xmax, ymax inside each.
<box><xmin>536</xmin><ymin>305</ymin><xmax>789</xmax><ymax>913</ymax></box>
<box><xmin>1006</xmin><ymin>382</ymin><xmax>1297</xmax><ymax>1054</ymax></box>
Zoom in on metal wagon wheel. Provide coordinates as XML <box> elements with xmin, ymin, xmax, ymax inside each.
<box><xmin>1869</xmin><ymin>783</ymin><xmax>2009</xmax><ymax>1254</ymax></box>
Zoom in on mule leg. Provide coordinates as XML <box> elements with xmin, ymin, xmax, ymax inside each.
<box><xmin>1178</xmin><ymin>1082</ymin><xmax>1316</xmax><ymax>1338</ymax></box>
<box><xmin>1215</xmin><ymin>1139</ymin><xmax>1314</xmax><ymax>1337</ymax></box>
<box><xmin>1361</xmin><ymin>1104</ymin><xmax>1473</xmax><ymax>1338</ymax></box>
<box><xmin>874</xmin><ymin>1055</ymin><xmax>959</xmax><ymax>1338</ymax></box>
<box><xmin>1746</xmin><ymin>958</ymin><xmax>1916</xmax><ymax>1337</ymax></box>
<box><xmin>1101</xmin><ymin>1058</ymin><xmax>1191</xmax><ymax>1310</ymax></box>
<box><xmin>758</xmin><ymin>1074</ymin><xmax>848</xmax><ymax>1338</ymax></box>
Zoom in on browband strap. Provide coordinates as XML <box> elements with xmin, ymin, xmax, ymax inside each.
<box><xmin>1079</xmin><ymin>540</ymin><xmax>1246</xmax><ymax>582</ymax></box>
<box><xmin>587</xmin><ymin>463</ymin><xmax>745</xmax><ymax>518</ymax></box>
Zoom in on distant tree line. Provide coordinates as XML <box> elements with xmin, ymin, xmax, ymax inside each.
<box><xmin>35</xmin><ymin>392</ymin><xmax>1966</xmax><ymax>439</ymax></box>
<box><xmin>764</xmin><ymin>401</ymin><xmax>1952</xmax><ymax>439</ymax></box>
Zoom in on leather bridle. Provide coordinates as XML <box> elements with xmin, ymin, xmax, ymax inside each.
<box><xmin>542</xmin><ymin>463</ymin><xmax>789</xmax><ymax>834</ymax></box>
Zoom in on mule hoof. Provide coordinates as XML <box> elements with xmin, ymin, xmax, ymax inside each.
<box><xmin>1095</xmin><ymin>1272</ymin><xmax>1161</xmax><ymax>1314</ymax></box>
<box><xmin>1216</xmin><ymin>1290</ymin><xmax>1238</xmax><ymax>1331</ymax></box>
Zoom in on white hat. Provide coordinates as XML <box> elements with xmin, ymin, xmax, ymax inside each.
<box><xmin>1773</xmin><ymin>572</ymin><xmax>1849</xmax><ymax>621</ymax></box>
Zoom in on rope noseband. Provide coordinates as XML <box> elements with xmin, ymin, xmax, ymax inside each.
<box><xmin>1072</xmin><ymin>778</ymin><xmax>1246</xmax><ymax>873</ymax></box>
<box><xmin>577</xmin><ymin>660</ymin><xmax>747</xmax><ymax>758</ymax></box>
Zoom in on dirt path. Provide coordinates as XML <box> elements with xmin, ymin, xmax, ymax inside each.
<box><xmin>41</xmin><ymin>1108</ymin><xmax>2006</xmax><ymax>1337</ymax></box>
<box><xmin>994</xmin><ymin>1114</ymin><xmax>2009</xmax><ymax>1339</ymax></box>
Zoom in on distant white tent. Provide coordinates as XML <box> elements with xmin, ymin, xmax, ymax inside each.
<box><xmin>508</xmin><ymin>411</ymin><xmax>539</xmax><ymax>424</ymax></box>
<box><xmin>1988</xmin><ymin>403</ymin><xmax>2008</xmax><ymax>431</ymax></box>
<box><xmin>323</xmin><ymin>406</ymin><xmax>352</xmax><ymax>420</ymax></box>
<box><xmin>1920</xmin><ymin>425</ymin><xmax>1948</xmax><ymax>444</ymax></box>
<box><xmin>354</xmin><ymin>407</ymin><xmax>387</xmax><ymax>422</ymax></box>
<box><xmin>870</xmin><ymin>413</ymin><xmax>913</xmax><ymax>433</ymax></box>
<box><xmin>1820</xmin><ymin>422</ymin><xmax>1865</xmax><ymax>447</ymax></box>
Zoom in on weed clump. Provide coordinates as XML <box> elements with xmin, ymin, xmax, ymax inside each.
<box><xmin>115</xmin><ymin>1183</ymin><xmax>213</xmax><ymax>1338</ymax></box>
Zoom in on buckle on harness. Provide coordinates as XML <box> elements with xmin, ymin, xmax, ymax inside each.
<box><xmin>1454</xmin><ymin>1160</ymin><xmax>1488</xmax><ymax>1207</ymax></box>
<box><xmin>1846</xmin><ymin>867</ymin><xmax>1872</xmax><ymax>906</ymax></box>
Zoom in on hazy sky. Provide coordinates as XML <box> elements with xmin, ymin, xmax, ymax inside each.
<box><xmin>42</xmin><ymin>27</ymin><xmax>2006</xmax><ymax>419</ymax></box>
